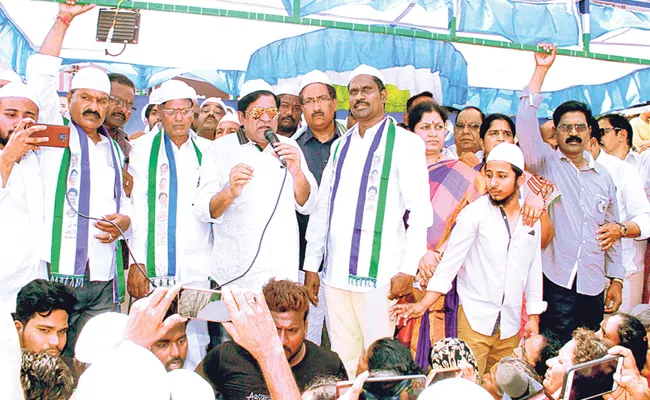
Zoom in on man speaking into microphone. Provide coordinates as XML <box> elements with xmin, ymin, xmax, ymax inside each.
<box><xmin>194</xmin><ymin>80</ymin><xmax>317</xmax><ymax>291</ymax></box>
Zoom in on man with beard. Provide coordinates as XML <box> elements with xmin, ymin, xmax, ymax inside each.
<box><xmin>390</xmin><ymin>143</ymin><xmax>547</xmax><ymax>376</ymax></box>
<box><xmin>14</xmin><ymin>279</ymin><xmax>76</xmax><ymax>357</ymax></box>
<box><xmin>517</xmin><ymin>44</ymin><xmax>623</xmax><ymax>342</ymax></box>
<box><xmin>276</xmin><ymin>83</ymin><xmax>302</xmax><ymax>137</ymax></box>
<box><xmin>104</xmin><ymin>73</ymin><xmax>136</xmax><ymax>157</ymax></box>
<box><xmin>198</xmin><ymin>279</ymin><xmax>347</xmax><ymax>399</ymax></box>
<box><xmin>0</xmin><ymin>83</ymin><xmax>50</xmax><ymax>312</ymax></box>
<box><xmin>195</xmin><ymin>97</ymin><xmax>227</xmax><ymax>141</ymax></box>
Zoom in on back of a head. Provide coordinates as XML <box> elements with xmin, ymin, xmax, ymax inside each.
<box><xmin>367</xmin><ymin>338</ymin><xmax>422</xmax><ymax>375</ymax></box>
<box><xmin>429</xmin><ymin>337</ymin><xmax>480</xmax><ymax>383</ymax></box>
<box><xmin>418</xmin><ymin>377</ymin><xmax>493</xmax><ymax>400</ymax></box>
<box><xmin>262</xmin><ymin>279</ymin><xmax>310</xmax><ymax>320</ymax></box>
<box><xmin>572</xmin><ymin>328</ymin><xmax>610</xmax><ymax>365</ymax></box>
<box><xmin>406</xmin><ymin>91</ymin><xmax>434</xmax><ymax>112</ymax></box>
<box><xmin>15</xmin><ymin>279</ymin><xmax>76</xmax><ymax>324</ymax></box>
<box><xmin>615</xmin><ymin>313</ymin><xmax>648</xmax><ymax>371</ymax></box>
<box><xmin>20</xmin><ymin>350</ymin><xmax>74</xmax><ymax>400</ymax></box>
<box><xmin>630</xmin><ymin>304</ymin><xmax>650</xmax><ymax>331</ymax></box>
<box><xmin>536</xmin><ymin>332</ymin><xmax>562</xmax><ymax>377</ymax></box>
<box><xmin>302</xmin><ymin>375</ymin><xmax>340</xmax><ymax>400</ymax></box>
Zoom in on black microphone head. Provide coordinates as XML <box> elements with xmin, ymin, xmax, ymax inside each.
<box><xmin>264</xmin><ymin>129</ymin><xmax>279</xmax><ymax>144</ymax></box>
<box><xmin>496</xmin><ymin>363</ymin><xmax>532</xmax><ymax>399</ymax></box>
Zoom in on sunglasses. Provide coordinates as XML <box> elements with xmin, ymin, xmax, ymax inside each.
<box><xmin>246</xmin><ymin>107</ymin><xmax>279</xmax><ymax>120</ymax></box>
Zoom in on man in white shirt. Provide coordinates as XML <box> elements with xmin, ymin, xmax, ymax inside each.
<box><xmin>0</xmin><ymin>82</ymin><xmax>49</xmax><ymax>312</ymax></box>
<box><xmin>303</xmin><ymin>65</ymin><xmax>432</xmax><ymax>376</ymax></box>
<box><xmin>587</xmin><ymin>120</ymin><xmax>650</xmax><ymax>312</ymax></box>
<box><xmin>195</xmin><ymin>97</ymin><xmax>227</xmax><ymax>141</ymax></box>
<box><xmin>194</xmin><ymin>79</ymin><xmax>317</xmax><ymax>291</ymax></box>
<box><xmin>390</xmin><ymin>143</ymin><xmax>546</xmax><ymax>376</ymax></box>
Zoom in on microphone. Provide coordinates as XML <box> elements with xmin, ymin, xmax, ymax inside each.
<box><xmin>496</xmin><ymin>363</ymin><xmax>541</xmax><ymax>400</ymax></box>
<box><xmin>264</xmin><ymin>130</ymin><xmax>287</xmax><ymax>167</ymax></box>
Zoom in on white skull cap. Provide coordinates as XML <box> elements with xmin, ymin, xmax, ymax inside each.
<box><xmin>486</xmin><ymin>142</ymin><xmax>525</xmax><ymax>172</ymax></box>
<box><xmin>348</xmin><ymin>64</ymin><xmax>385</xmax><ymax>85</ymax></box>
<box><xmin>70</xmin><ymin>67</ymin><xmax>111</xmax><ymax>95</ymax></box>
<box><xmin>239</xmin><ymin>79</ymin><xmax>274</xmax><ymax>99</ymax></box>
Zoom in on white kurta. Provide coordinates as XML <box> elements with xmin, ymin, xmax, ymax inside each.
<box><xmin>0</xmin><ymin>150</ymin><xmax>47</xmax><ymax>311</ymax></box>
<box><xmin>194</xmin><ymin>132</ymin><xmax>317</xmax><ymax>291</ymax></box>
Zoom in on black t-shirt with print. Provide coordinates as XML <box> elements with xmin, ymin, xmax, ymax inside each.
<box><xmin>202</xmin><ymin>340</ymin><xmax>348</xmax><ymax>400</ymax></box>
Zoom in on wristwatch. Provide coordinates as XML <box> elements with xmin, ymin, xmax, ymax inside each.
<box><xmin>618</xmin><ymin>223</ymin><xmax>628</xmax><ymax>237</ymax></box>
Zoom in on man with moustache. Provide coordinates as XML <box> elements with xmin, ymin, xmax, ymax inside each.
<box><xmin>304</xmin><ymin>65</ymin><xmax>432</xmax><ymax>375</ymax></box>
<box><xmin>517</xmin><ymin>44</ymin><xmax>624</xmax><ymax>342</ymax></box>
<box><xmin>195</xmin><ymin>97</ymin><xmax>227</xmax><ymax>141</ymax></box>
<box><xmin>276</xmin><ymin>83</ymin><xmax>302</xmax><ymax>137</ymax></box>
<box><xmin>450</xmin><ymin>106</ymin><xmax>485</xmax><ymax>169</ymax></box>
<box><xmin>294</xmin><ymin>70</ymin><xmax>347</xmax><ymax>345</ymax></box>
<box><xmin>104</xmin><ymin>73</ymin><xmax>136</xmax><ymax>157</ymax></box>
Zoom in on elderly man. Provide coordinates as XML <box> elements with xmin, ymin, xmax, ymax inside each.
<box><xmin>449</xmin><ymin>106</ymin><xmax>486</xmax><ymax>168</ymax></box>
<box><xmin>0</xmin><ymin>83</ymin><xmax>49</xmax><ymax>311</ymax></box>
<box><xmin>195</xmin><ymin>80</ymin><xmax>317</xmax><ymax>291</ymax></box>
<box><xmin>276</xmin><ymin>83</ymin><xmax>302</xmax><ymax>137</ymax></box>
<box><xmin>196</xmin><ymin>97</ymin><xmax>227</xmax><ymax>141</ymax></box>
<box><xmin>304</xmin><ymin>65</ymin><xmax>432</xmax><ymax>375</ymax></box>
<box><xmin>517</xmin><ymin>44</ymin><xmax>624</xmax><ymax>342</ymax></box>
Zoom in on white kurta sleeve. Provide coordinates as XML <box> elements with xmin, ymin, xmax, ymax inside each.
<box><xmin>25</xmin><ymin>54</ymin><xmax>64</xmax><ymax>125</ymax></box>
<box><xmin>194</xmin><ymin>141</ymin><xmax>227</xmax><ymax>224</ymax></box>
<box><xmin>294</xmin><ymin>144</ymin><xmax>318</xmax><ymax>215</ymax></box>
<box><xmin>127</xmin><ymin>140</ymin><xmax>150</xmax><ymax>264</ymax></box>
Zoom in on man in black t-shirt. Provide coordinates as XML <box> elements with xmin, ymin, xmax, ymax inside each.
<box><xmin>197</xmin><ymin>279</ymin><xmax>347</xmax><ymax>399</ymax></box>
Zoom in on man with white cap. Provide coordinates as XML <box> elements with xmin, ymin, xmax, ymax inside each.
<box><xmin>195</xmin><ymin>79</ymin><xmax>317</xmax><ymax>291</ymax></box>
<box><xmin>303</xmin><ymin>64</ymin><xmax>432</xmax><ymax>375</ymax></box>
<box><xmin>0</xmin><ymin>82</ymin><xmax>49</xmax><ymax>312</ymax></box>
<box><xmin>215</xmin><ymin>112</ymin><xmax>241</xmax><ymax>140</ymax></box>
<box><xmin>196</xmin><ymin>97</ymin><xmax>227</xmax><ymax>141</ymax></box>
<box><xmin>276</xmin><ymin>82</ymin><xmax>302</xmax><ymax>137</ymax></box>
<box><xmin>130</xmin><ymin>88</ymin><xmax>163</xmax><ymax>142</ymax></box>
<box><xmin>0</xmin><ymin>69</ymin><xmax>22</xmax><ymax>88</ymax></box>
<box><xmin>391</xmin><ymin>143</ymin><xmax>547</xmax><ymax>376</ymax></box>
<box><xmin>295</xmin><ymin>70</ymin><xmax>346</xmax><ymax>345</ymax></box>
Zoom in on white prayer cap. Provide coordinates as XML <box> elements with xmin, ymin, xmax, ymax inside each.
<box><xmin>226</xmin><ymin>106</ymin><xmax>236</xmax><ymax>114</ymax></box>
<box><xmin>486</xmin><ymin>142</ymin><xmax>525</xmax><ymax>172</ymax></box>
<box><xmin>200</xmin><ymin>97</ymin><xmax>227</xmax><ymax>111</ymax></box>
<box><xmin>419</xmin><ymin>378</ymin><xmax>493</xmax><ymax>400</ymax></box>
<box><xmin>156</xmin><ymin>80</ymin><xmax>197</xmax><ymax>105</ymax></box>
<box><xmin>239</xmin><ymin>79</ymin><xmax>274</xmax><ymax>99</ymax></box>
<box><xmin>348</xmin><ymin>64</ymin><xmax>385</xmax><ymax>86</ymax></box>
<box><xmin>299</xmin><ymin>70</ymin><xmax>331</xmax><ymax>92</ymax></box>
<box><xmin>218</xmin><ymin>112</ymin><xmax>241</xmax><ymax>127</ymax></box>
<box><xmin>0</xmin><ymin>69</ymin><xmax>22</xmax><ymax>84</ymax></box>
<box><xmin>74</xmin><ymin>312</ymin><xmax>127</xmax><ymax>364</ymax></box>
<box><xmin>74</xmin><ymin>340</ymin><xmax>170</xmax><ymax>400</ymax></box>
<box><xmin>141</xmin><ymin>89</ymin><xmax>164</xmax><ymax>123</ymax></box>
<box><xmin>168</xmin><ymin>369</ymin><xmax>215</xmax><ymax>400</ymax></box>
<box><xmin>274</xmin><ymin>82</ymin><xmax>300</xmax><ymax>97</ymax></box>
<box><xmin>0</xmin><ymin>82</ymin><xmax>40</xmax><ymax>110</ymax></box>
<box><xmin>70</xmin><ymin>67</ymin><xmax>111</xmax><ymax>95</ymax></box>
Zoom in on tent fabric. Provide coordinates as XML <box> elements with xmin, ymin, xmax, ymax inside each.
<box><xmin>245</xmin><ymin>28</ymin><xmax>468</xmax><ymax>107</ymax></box>
<box><xmin>298</xmin><ymin>0</ymin><xmax>450</xmax><ymax>17</ymax></box>
<box><xmin>591</xmin><ymin>3</ymin><xmax>650</xmax><ymax>41</ymax></box>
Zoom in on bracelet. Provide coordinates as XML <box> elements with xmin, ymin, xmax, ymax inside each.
<box><xmin>611</xmin><ymin>278</ymin><xmax>624</xmax><ymax>287</ymax></box>
<box><xmin>56</xmin><ymin>15</ymin><xmax>71</xmax><ymax>27</ymax></box>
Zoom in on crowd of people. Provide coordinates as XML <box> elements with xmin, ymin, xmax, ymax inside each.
<box><xmin>3</xmin><ymin>1</ymin><xmax>650</xmax><ymax>399</ymax></box>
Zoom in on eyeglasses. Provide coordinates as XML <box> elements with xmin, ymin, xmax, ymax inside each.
<box><xmin>109</xmin><ymin>95</ymin><xmax>136</xmax><ymax>111</ymax></box>
<box><xmin>557</xmin><ymin>124</ymin><xmax>589</xmax><ymax>134</ymax></box>
<box><xmin>600</xmin><ymin>127</ymin><xmax>622</xmax><ymax>134</ymax></box>
<box><xmin>246</xmin><ymin>107</ymin><xmax>279</xmax><ymax>120</ymax></box>
<box><xmin>418</xmin><ymin>122</ymin><xmax>446</xmax><ymax>133</ymax></box>
<box><xmin>486</xmin><ymin>129</ymin><xmax>513</xmax><ymax>138</ymax></box>
<box><xmin>455</xmin><ymin>122</ymin><xmax>481</xmax><ymax>132</ymax></box>
<box><xmin>302</xmin><ymin>96</ymin><xmax>333</xmax><ymax>107</ymax></box>
<box><xmin>161</xmin><ymin>108</ymin><xmax>194</xmax><ymax>118</ymax></box>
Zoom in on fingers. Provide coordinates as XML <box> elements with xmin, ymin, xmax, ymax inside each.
<box><xmin>347</xmin><ymin>370</ymin><xmax>369</xmax><ymax>399</ymax></box>
<box><xmin>93</xmin><ymin>233</ymin><xmax>115</xmax><ymax>244</ymax></box>
<box><xmin>221</xmin><ymin>321</ymin><xmax>240</xmax><ymax>343</ymax></box>
<box><xmin>222</xmin><ymin>287</ymin><xmax>240</xmax><ymax>316</ymax></box>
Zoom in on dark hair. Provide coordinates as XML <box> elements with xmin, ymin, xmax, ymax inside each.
<box><xmin>21</xmin><ymin>350</ymin><xmax>74</xmax><ymax>400</ymax></box>
<box><xmin>598</xmin><ymin>114</ymin><xmax>634</xmax><ymax>148</ymax></box>
<box><xmin>144</xmin><ymin>103</ymin><xmax>157</xmax><ymax>120</ymax></box>
<box><xmin>459</xmin><ymin>106</ymin><xmax>486</xmax><ymax>122</ymax></box>
<box><xmin>553</xmin><ymin>100</ymin><xmax>593</xmax><ymax>128</ymax></box>
<box><xmin>238</xmin><ymin>91</ymin><xmax>279</xmax><ymax>114</ymax></box>
<box><xmin>589</xmin><ymin>117</ymin><xmax>603</xmax><ymax>143</ymax></box>
<box><xmin>480</xmin><ymin>113</ymin><xmax>516</xmax><ymax>140</ymax></box>
<box><xmin>406</xmin><ymin>91</ymin><xmax>433</xmax><ymax>112</ymax></box>
<box><xmin>630</xmin><ymin>304</ymin><xmax>650</xmax><ymax>331</ymax></box>
<box><xmin>572</xmin><ymin>327</ymin><xmax>609</xmax><ymax>365</ymax></box>
<box><xmin>303</xmin><ymin>376</ymin><xmax>339</xmax><ymax>400</ymax></box>
<box><xmin>407</xmin><ymin>101</ymin><xmax>449</xmax><ymax>132</ymax></box>
<box><xmin>614</xmin><ymin>313</ymin><xmax>648</xmax><ymax>370</ymax></box>
<box><xmin>15</xmin><ymin>279</ymin><xmax>76</xmax><ymax>325</ymax></box>
<box><xmin>347</xmin><ymin>76</ymin><xmax>386</xmax><ymax>94</ymax></box>
<box><xmin>107</xmin><ymin>73</ymin><xmax>135</xmax><ymax>92</ymax></box>
<box><xmin>299</xmin><ymin>83</ymin><xmax>337</xmax><ymax>104</ymax></box>
<box><xmin>262</xmin><ymin>279</ymin><xmax>310</xmax><ymax>321</ymax></box>
<box><xmin>536</xmin><ymin>331</ymin><xmax>562</xmax><ymax>377</ymax></box>
<box><xmin>367</xmin><ymin>338</ymin><xmax>422</xmax><ymax>375</ymax></box>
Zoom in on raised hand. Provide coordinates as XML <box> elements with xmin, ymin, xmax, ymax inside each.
<box><xmin>534</xmin><ymin>43</ymin><xmax>557</xmax><ymax>69</ymax></box>
<box><xmin>59</xmin><ymin>0</ymin><xmax>96</xmax><ymax>21</ymax></box>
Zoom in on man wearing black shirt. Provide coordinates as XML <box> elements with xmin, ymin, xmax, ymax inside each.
<box><xmin>198</xmin><ymin>279</ymin><xmax>347</xmax><ymax>399</ymax></box>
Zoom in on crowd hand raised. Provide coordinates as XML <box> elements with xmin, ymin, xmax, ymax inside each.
<box><xmin>221</xmin><ymin>287</ymin><xmax>283</xmax><ymax>360</ymax></box>
<box><xmin>60</xmin><ymin>0</ymin><xmax>96</xmax><ymax>20</ymax></box>
<box><xmin>228</xmin><ymin>163</ymin><xmax>254</xmax><ymax>198</ymax></box>
<box><xmin>127</xmin><ymin>264</ymin><xmax>151</xmax><ymax>299</ymax></box>
<box><xmin>534</xmin><ymin>43</ymin><xmax>557</xmax><ymax>69</ymax></box>
<box><xmin>337</xmin><ymin>371</ymin><xmax>370</xmax><ymax>400</ymax></box>
<box><xmin>272</xmin><ymin>142</ymin><xmax>302</xmax><ymax>174</ymax></box>
<box><xmin>522</xmin><ymin>191</ymin><xmax>545</xmax><ymax>227</ymax></box>
<box><xmin>303</xmin><ymin>271</ymin><xmax>320</xmax><ymax>306</ymax></box>
<box><xmin>0</xmin><ymin>118</ymin><xmax>48</xmax><ymax>165</ymax></box>
<box><xmin>604</xmin><ymin>346</ymin><xmax>650</xmax><ymax>400</ymax></box>
<box><xmin>597</xmin><ymin>223</ymin><xmax>623</xmax><ymax>251</ymax></box>
<box><xmin>93</xmin><ymin>213</ymin><xmax>130</xmax><ymax>244</ymax></box>
<box><xmin>389</xmin><ymin>301</ymin><xmax>426</xmax><ymax>327</ymax></box>
<box><xmin>125</xmin><ymin>285</ymin><xmax>186</xmax><ymax>349</ymax></box>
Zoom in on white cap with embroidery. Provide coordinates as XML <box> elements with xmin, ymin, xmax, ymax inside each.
<box><xmin>70</xmin><ymin>67</ymin><xmax>111</xmax><ymax>95</ymax></box>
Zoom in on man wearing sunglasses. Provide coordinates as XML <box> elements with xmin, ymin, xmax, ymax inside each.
<box><xmin>517</xmin><ymin>43</ymin><xmax>624</xmax><ymax>343</ymax></box>
<box><xmin>195</xmin><ymin>79</ymin><xmax>317</xmax><ymax>292</ymax></box>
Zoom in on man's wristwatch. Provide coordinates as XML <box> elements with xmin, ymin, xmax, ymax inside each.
<box><xmin>618</xmin><ymin>223</ymin><xmax>628</xmax><ymax>237</ymax></box>
<box><xmin>611</xmin><ymin>277</ymin><xmax>624</xmax><ymax>287</ymax></box>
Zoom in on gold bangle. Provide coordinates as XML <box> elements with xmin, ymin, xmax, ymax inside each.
<box><xmin>611</xmin><ymin>278</ymin><xmax>624</xmax><ymax>287</ymax></box>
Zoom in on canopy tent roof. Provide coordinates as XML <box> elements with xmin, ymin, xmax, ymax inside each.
<box><xmin>1</xmin><ymin>0</ymin><xmax>649</xmax><ymax>114</ymax></box>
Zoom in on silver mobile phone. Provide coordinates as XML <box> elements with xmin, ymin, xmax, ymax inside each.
<box><xmin>561</xmin><ymin>354</ymin><xmax>623</xmax><ymax>400</ymax></box>
<box><xmin>176</xmin><ymin>286</ymin><xmax>230</xmax><ymax>322</ymax></box>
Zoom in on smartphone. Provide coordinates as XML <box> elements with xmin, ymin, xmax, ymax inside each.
<box><xmin>335</xmin><ymin>374</ymin><xmax>426</xmax><ymax>399</ymax></box>
<box><xmin>426</xmin><ymin>367</ymin><xmax>461</xmax><ymax>386</ymax></box>
<box><xmin>26</xmin><ymin>123</ymin><xmax>70</xmax><ymax>148</ymax></box>
<box><xmin>176</xmin><ymin>286</ymin><xmax>230</xmax><ymax>322</ymax></box>
<box><xmin>560</xmin><ymin>355</ymin><xmax>623</xmax><ymax>400</ymax></box>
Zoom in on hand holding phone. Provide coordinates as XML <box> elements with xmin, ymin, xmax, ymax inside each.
<box><xmin>561</xmin><ymin>354</ymin><xmax>623</xmax><ymax>400</ymax></box>
<box><xmin>0</xmin><ymin>119</ymin><xmax>50</xmax><ymax>166</ymax></box>
<box><xmin>176</xmin><ymin>286</ymin><xmax>230</xmax><ymax>322</ymax></box>
<box><xmin>25</xmin><ymin>122</ymin><xmax>70</xmax><ymax>148</ymax></box>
